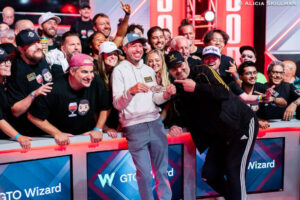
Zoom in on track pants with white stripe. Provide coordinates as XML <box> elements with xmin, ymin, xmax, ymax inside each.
<box><xmin>201</xmin><ymin>117</ymin><xmax>259</xmax><ymax>200</ymax></box>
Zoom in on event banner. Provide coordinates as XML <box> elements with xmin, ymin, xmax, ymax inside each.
<box><xmin>0</xmin><ymin>156</ymin><xmax>72</xmax><ymax>200</ymax></box>
<box><xmin>196</xmin><ymin>137</ymin><xmax>284</xmax><ymax>198</ymax></box>
<box><xmin>87</xmin><ymin>144</ymin><xmax>183</xmax><ymax>200</ymax></box>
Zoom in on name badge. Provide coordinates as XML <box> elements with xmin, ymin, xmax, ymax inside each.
<box><xmin>27</xmin><ymin>72</ymin><xmax>36</xmax><ymax>82</ymax></box>
<box><xmin>144</xmin><ymin>76</ymin><xmax>153</xmax><ymax>83</ymax></box>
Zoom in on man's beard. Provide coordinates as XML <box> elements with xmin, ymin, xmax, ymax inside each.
<box><xmin>26</xmin><ymin>49</ymin><xmax>44</xmax><ymax>63</ymax></box>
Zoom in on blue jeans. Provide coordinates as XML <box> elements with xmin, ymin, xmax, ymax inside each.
<box><xmin>123</xmin><ymin>118</ymin><xmax>172</xmax><ymax>200</ymax></box>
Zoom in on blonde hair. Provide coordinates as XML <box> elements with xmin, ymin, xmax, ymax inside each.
<box><xmin>96</xmin><ymin>52</ymin><xmax>119</xmax><ymax>88</ymax></box>
<box><xmin>145</xmin><ymin>49</ymin><xmax>170</xmax><ymax>87</ymax></box>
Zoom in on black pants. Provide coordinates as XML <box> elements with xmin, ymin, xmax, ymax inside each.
<box><xmin>201</xmin><ymin>117</ymin><xmax>258</xmax><ymax>200</ymax></box>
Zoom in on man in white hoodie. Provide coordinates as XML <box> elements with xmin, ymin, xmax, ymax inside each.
<box><xmin>112</xmin><ymin>33</ymin><xmax>175</xmax><ymax>200</ymax></box>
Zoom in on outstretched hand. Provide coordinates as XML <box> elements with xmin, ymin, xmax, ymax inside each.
<box><xmin>174</xmin><ymin>79</ymin><xmax>196</xmax><ymax>92</ymax></box>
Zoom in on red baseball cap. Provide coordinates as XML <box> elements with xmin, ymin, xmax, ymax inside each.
<box><xmin>69</xmin><ymin>53</ymin><xmax>94</xmax><ymax>69</ymax></box>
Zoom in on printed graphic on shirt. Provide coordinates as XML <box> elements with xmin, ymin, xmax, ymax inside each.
<box><xmin>87</xmin><ymin>30</ymin><xmax>94</xmax><ymax>37</ymax></box>
<box><xmin>42</xmin><ymin>68</ymin><xmax>53</xmax><ymax>82</ymax></box>
<box><xmin>68</xmin><ymin>102</ymin><xmax>78</xmax><ymax>117</ymax></box>
<box><xmin>81</xmin><ymin>30</ymin><xmax>87</xmax><ymax>38</ymax></box>
<box><xmin>78</xmin><ymin>99</ymin><xmax>90</xmax><ymax>116</ymax></box>
<box><xmin>27</xmin><ymin>72</ymin><xmax>36</xmax><ymax>82</ymax></box>
<box><xmin>36</xmin><ymin>74</ymin><xmax>43</xmax><ymax>85</ymax></box>
<box><xmin>144</xmin><ymin>76</ymin><xmax>153</xmax><ymax>83</ymax></box>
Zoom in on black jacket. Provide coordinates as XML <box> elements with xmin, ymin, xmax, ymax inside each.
<box><xmin>172</xmin><ymin>65</ymin><xmax>256</xmax><ymax>153</ymax></box>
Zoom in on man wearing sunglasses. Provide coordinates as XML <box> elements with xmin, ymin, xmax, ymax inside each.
<box><xmin>239</xmin><ymin>45</ymin><xmax>267</xmax><ymax>84</ymax></box>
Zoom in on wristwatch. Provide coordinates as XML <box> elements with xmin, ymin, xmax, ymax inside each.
<box><xmin>293</xmin><ymin>100</ymin><xmax>299</xmax><ymax>106</ymax></box>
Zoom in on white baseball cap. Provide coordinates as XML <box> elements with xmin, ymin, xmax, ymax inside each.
<box><xmin>99</xmin><ymin>41</ymin><xmax>122</xmax><ymax>55</ymax></box>
<box><xmin>202</xmin><ymin>46</ymin><xmax>221</xmax><ymax>58</ymax></box>
<box><xmin>38</xmin><ymin>12</ymin><xmax>61</xmax><ymax>25</ymax></box>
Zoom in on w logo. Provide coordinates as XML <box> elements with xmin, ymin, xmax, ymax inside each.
<box><xmin>98</xmin><ymin>173</ymin><xmax>115</xmax><ymax>188</ymax></box>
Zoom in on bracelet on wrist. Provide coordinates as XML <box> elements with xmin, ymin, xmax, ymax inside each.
<box><xmin>93</xmin><ymin>128</ymin><xmax>103</xmax><ymax>132</ymax></box>
<box><xmin>30</xmin><ymin>92</ymin><xmax>35</xmax><ymax>99</ymax></box>
<box><xmin>256</xmin><ymin>95</ymin><xmax>263</xmax><ymax>103</ymax></box>
<box><xmin>234</xmin><ymin>75</ymin><xmax>239</xmax><ymax>80</ymax></box>
<box><xmin>14</xmin><ymin>133</ymin><xmax>21</xmax><ymax>141</ymax></box>
<box><xmin>273</xmin><ymin>97</ymin><xmax>277</xmax><ymax>103</ymax></box>
<box><xmin>125</xmin><ymin>13</ymin><xmax>130</xmax><ymax>17</ymax></box>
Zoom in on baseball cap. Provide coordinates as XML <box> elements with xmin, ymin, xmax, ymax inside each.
<box><xmin>165</xmin><ymin>51</ymin><xmax>185</xmax><ymax>69</ymax></box>
<box><xmin>239</xmin><ymin>45</ymin><xmax>256</xmax><ymax>56</ymax></box>
<box><xmin>80</xmin><ymin>2</ymin><xmax>91</xmax><ymax>9</ymax></box>
<box><xmin>16</xmin><ymin>29</ymin><xmax>40</xmax><ymax>47</ymax></box>
<box><xmin>0</xmin><ymin>48</ymin><xmax>10</xmax><ymax>62</ymax></box>
<box><xmin>202</xmin><ymin>46</ymin><xmax>221</xmax><ymax>58</ymax></box>
<box><xmin>122</xmin><ymin>33</ymin><xmax>147</xmax><ymax>46</ymax></box>
<box><xmin>69</xmin><ymin>53</ymin><xmax>94</xmax><ymax>69</ymax></box>
<box><xmin>99</xmin><ymin>41</ymin><xmax>122</xmax><ymax>55</ymax></box>
<box><xmin>38</xmin><ymin>12</ymin><xmax>61</xmax><ymax>25</ymax></box>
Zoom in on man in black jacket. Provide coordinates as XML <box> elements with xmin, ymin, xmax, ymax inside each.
<box><xmin>166</xmin><ymin>51</ymin><xmax>259</xmax><ymax>200</ymax></box>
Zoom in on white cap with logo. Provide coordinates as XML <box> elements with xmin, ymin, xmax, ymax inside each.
<box><xmin>202</xmin><ymin>46</ymin><xmax>221</xmax><ymax>58</ymax></box>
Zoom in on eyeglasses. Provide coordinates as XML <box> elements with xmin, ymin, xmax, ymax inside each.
<box><xmin>0</xmin><ymin>60</ymin><xmax>11</xmax><ymax>67</ymax></box>
<box><xmin>241</xmin><ymin>54</ymin><xmax>254</xmax><ymax>59</ymax></box>
<box><xmin>243</xmin><ymin>71</ymin><xmax>257</xmax><ymax>76</ymax></box>
<box><xmin>211</xmin><ymin>38</ymin><xmax>224</xmax><ymax>43</ymax></box>
<box><xmin>271</xmin><ymin>70</ymin><xmax>284</xmax><ymax>75</ymax></box>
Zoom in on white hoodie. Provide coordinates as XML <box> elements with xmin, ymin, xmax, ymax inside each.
<box><xmin>112</xmin><ymin>60</ymin><xmax>168</xmax><ymax>127</ymax></box>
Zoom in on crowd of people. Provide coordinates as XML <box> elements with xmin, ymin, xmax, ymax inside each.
<box><xmin>1</xmin><ymin>3</ymin><xmax>300</xmax><ymax>200</ymax></box>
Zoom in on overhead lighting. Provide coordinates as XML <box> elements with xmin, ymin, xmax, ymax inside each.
<box><xmin>204</xmin><ymin>11</ymin><xmax>215</xmax><ymax>22</ymax></box>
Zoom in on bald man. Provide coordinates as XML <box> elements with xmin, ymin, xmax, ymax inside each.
<box><xmin>0</xmin><ymin>22</ymin><xmax>9</xmax><ymax>32</ymax></box>
<box><xmin>283</xmin><ymin>60</ymin><xmax>300</xmax><ymax>89</ymax></box>
<box><xmin>2</xmin><ymin>6</ymin><xmax>15</xmax><ymax>28</ymax></box>
<box><xmin>14</xmin><ymin>19</ymin><xmax>35</xmax><ymax>36</ymax></box>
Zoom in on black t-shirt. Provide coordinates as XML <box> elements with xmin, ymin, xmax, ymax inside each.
<box><xmin>6</xmin><ymin>56</ymin><xmax>53</xmax><ymax>136</ymax></box>
<box><xmin>190</xmin><ymin>46</ymin><xmax>202</xmax><ymax>59</ymax></box>
<box><xmin>70</xmin><ymin>18</ymin><xmax>94</xmax><ymax>54</ymax></box>
<box><xmin>188</xmin><ymin>57</ymin><xmax>202</xmax><ymax>67</ymax></box>
<box><xmin>257</xmin><ymin>82</ymin><xmax>300</xmax><ymax>119</ymax></box>
<box><xmin>48</xmin><ymin>36</ymin><xmax>62</xmax><ymax>51</ymax></box>
<box><xmin>0</xmin><ymin>84</ymin><xmax>9</xmax><ymax>121</ymax></box>
<box><xmin>219</xmin><ymin>55</ymin><xmax>235</xmax><ymax>85</ymax></box>
<box><xmin>29</xmin><ymin>74</ymin><xmax>111</xmax><ymax>135</ymax></box>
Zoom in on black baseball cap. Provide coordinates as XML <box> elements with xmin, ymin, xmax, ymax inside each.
<box><xmin>16</xmin><ymin>29</ymin><xmax>40</xmax><ymax>47</ymax></box>
<box><xmin>239</xmin><ymin>45</ymin><xmax>256</xmax><ymax>56</ymax></box>
<box><xmin>165</xmin><ymin>51</ymin><xmax>185</xmax><ymax>69</ymax></box>
<box><xmin>80</xmin><ymin>2</ymin><xmax>91</xmax><ymax>9</ymax></box>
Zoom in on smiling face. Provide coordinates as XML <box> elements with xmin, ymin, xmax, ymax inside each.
<box><xmin>240</xmin><ymin>66</ymin><xmax>257</xmax><ymax>86</ymax></box>
<box><xmin>94</xmin><ymin>16</ymin><xmax>111</xmax><ymax>37</ymax></box>
<box><xmin>70</xmin><ymin>65</ymin><xmax>95</xmax><ymax>89</ymax></box>
<box><xmin>0</xmin><ymin>59</ymin><xmax>11</xmax><ymax>77</ymax></box>
<box><xmin>202</xmin><ymin>54</ymin><xmax>221</xmax><ymax>71</ymax></box>
<box><xmin>268</xmin><ymin>65</ymin><xmax>284</xmax><ymax>86</ymax></box>
<box><xmin>103</xmin><ymin>51</ymin><xmax>119</xmax><ymax>67</ymax></box>
<box><xmin>207</xmin><ymin>32</ymin><xmax>225</xmax><ymax>52</ymax></box>
<box><xmin>149</xmin><ymin>30</ymin><xmax>165</xmax><ymax>51</ymax></box>
<box><xmin>41</xmin><ymin>19</ymin><xmax>58</xmax><ymax>38</ymax></box>
<box><xmin>146</xmin><ymin>51</ymin><xmax>162</xmax><ymax>73</ymax></box>
<box><xmin>123</xmin><ymin>40</ymin><xmax>144</xmax><ymax>66</ymax></box>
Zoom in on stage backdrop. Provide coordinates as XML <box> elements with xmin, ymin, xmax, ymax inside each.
<box><xmin>216</xmin><ymin>0</ymin><xmax>255</xmax><ymax>65</ymax></box>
